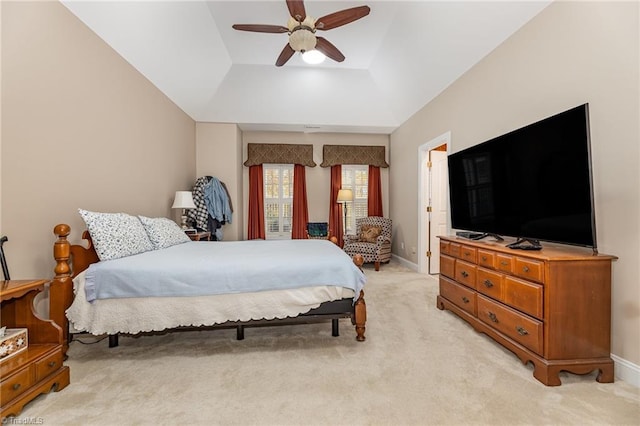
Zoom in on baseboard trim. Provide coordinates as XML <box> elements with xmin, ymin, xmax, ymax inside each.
<box><xmin>612</xmin><ymin>354</ymin><xmax>640</xmax><ymax>388</ymax></box>
<box><xmin>392</xmin><ymin>254</ymin><xmax>418</xmax><ymax>271</ymax></box>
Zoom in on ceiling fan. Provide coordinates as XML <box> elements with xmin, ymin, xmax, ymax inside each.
<box><xmin>232</xmin><ymin>0</ymin><xmax>371</xmax><ymax>66</ymax></box>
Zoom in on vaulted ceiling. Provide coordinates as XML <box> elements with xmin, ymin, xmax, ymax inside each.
<box><xmin>61</xmin><ymin>1</ymin><xmax>550</xmax><ymax>134</ymax></box>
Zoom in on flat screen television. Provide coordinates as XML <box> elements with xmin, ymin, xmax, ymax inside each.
<box><xmin>448</xmin><ymin>103</ymin><xmax>597</xmax><ymax>250</ymax></box>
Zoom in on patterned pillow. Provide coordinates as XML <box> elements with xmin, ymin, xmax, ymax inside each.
<box><xmin>138</xmin><ymin>215</ymin><xmax>191</xmax><ymax>250</ymax></box>
<box><xmin>359</xmin><ymin>225</ymin><xmax>382</xmax><ymax>243</ymax></box>
<box><xmin>78</xmin><ymin>209</ymin><xmax>154</xmax><ymax>261</ymax></box>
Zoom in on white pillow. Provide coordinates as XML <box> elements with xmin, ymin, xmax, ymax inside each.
<box><xmin>78</xmin><ymin>209</ymin><xmax>154</xmax><ymax>261</ymax></box>
<box><xmin>138</xmin><ymin>215</ymin><xmax>191</xmax><ymax>250</ymax></box>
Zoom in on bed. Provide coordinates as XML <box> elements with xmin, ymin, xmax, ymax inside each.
<box><xmin>49</xmin><ymin>222</ymin><xmax>367</xmax><ymax>357</ymax></box>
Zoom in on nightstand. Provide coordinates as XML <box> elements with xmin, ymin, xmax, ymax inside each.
<box><xmin>1</xmin><ymin>280</ymin><xmax>70</xmax><ymax>418</ymax></box>
<box><xmin>187</xmin><ymin>231</ymin><xmax>211</xmax><ymax>241</ymax></box>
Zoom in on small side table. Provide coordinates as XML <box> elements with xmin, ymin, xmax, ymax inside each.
<box><xmin>187</xmin><ymin>231</ymin><xmax>211</xmax><ymax>241</ymax></box>
<box><xmin>1</xmin><ymin>280</ymin><xmax>70</xmax><ymax>418</ymax></box>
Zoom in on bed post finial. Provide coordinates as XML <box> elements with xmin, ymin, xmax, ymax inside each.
<box><xmin>53</xmin><ymin>224</ymin><xmax>71</xmax><ymax>277</ymax></box>
<box><xmin>51</xmin><ymin>224</ymin><xmax>73</xmax><ymax>357</ymax></box>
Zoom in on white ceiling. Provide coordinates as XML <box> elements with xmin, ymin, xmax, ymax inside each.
<box><xmin>61</xmin><ymin>1</ymin><xmax>550</xmax><ymax>134</ymax></box>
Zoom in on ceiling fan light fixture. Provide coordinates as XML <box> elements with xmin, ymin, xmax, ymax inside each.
<box><xmin>302</xmin><ymin>50</ymin><xmax>326</xmax><ymax>64</ymax></box>
<box><xmin>289</xmin><ymin>28</ymin><xmax>316</xmax><ymax>52</ymax></box>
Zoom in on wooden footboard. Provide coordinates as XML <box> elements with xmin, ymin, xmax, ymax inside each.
<box><xmin>50</xmin><ymin>224</ymin><xmax>367</xmax><ymax>358</ymax></box>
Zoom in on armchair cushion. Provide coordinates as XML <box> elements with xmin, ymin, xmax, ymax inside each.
<box><xmin>359</xmin><ymin>225</ymin><xmax>382</xmax><ymax>243</ymax></box>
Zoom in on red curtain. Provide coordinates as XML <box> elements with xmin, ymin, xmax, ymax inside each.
<box><xmin>291</xmin><ymin>164</ymin><xmax>309</xmax><ymax>239</ymax></box>
<box><xmin>368</xmin><ymin>165</ymin><xmax>383</xmax><ymax>217</ymax></box>
<box><xmin>328</xmin><ymin>165</ymin><xmax>343</xmax><ymax>247</ymax></box>
<box><xmin>247</xmin><ymin>165</ymin><xmax>265</xmax><ymax>240</ymax></box>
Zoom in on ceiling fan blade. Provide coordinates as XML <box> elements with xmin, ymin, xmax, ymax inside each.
<box><xmin>315</xmin><ymin>37</ymin><xmax>345</xmax><ymax>63</ymax></box>
<box><xmin>276</xmin><ymin>43</ymin><xmax>296</xmax><ymax>67</ymax></box>
<box><xmin>315</xmin><ymin>6</ymin><xmax>371</xmax><ymax>30</ymax></box>
<box><xmin>286</xmin><ymin>0</ymin><xmax>306</xmax><ymax>22</ymax></box>
<box><xmin>232</xmin><ymin>24</ymin><xmax>289</xmax><ymax>34</ymax></box>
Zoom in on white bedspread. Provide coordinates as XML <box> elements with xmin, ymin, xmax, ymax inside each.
<box><xmin>67</xmin><ymin>271</ymin><xmax>355</xmax><ymax>335</ymax></box>
<box><xmin>85</xmin><ymin>239</ymin><xmax>365</xmax><ymax>302</ymax></box>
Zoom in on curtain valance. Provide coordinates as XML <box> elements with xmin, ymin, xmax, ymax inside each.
<box><xmin>244</xmin><ymin>143</ymin><xmax>316</xmax><ymax>167</ymax></box>
<box><xmin>320</xmin><ymin>145</ymin><xmax>389</xmax><ymax>168</ymax></box>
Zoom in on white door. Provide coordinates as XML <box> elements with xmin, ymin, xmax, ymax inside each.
<box><xmin>428</xmin><ymin>150</ymin><xmax>449</xmax><ymax>274</ymax></box>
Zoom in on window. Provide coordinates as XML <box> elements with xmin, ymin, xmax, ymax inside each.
<box><xmin>342</xmin><ymin>165</ymin><xmax>368</xmax><ymax>233</ymax></box>
<box><xmin>264</xmin><ymin>164</ymin><xmax>293</xmax><ymax>239</ymax></box>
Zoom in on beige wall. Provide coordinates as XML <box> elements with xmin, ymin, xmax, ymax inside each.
<box><xmin>390</xmin><ymin>2</ymin><xmax>640</xmax><ymax>365</ymax></box>
<box><xmin>1</xmin><ymin>1</ymin><xmax>196</xmax><ymax>279</ymax></box>
<box><xmin>195</xmin><ymin>122</ymin><xmax>243</xmax><ymax>241</ymax></box>
<box><xmin>241</xmin><ymin>132</ymin><xmax>390</xmax><ymax>240</ymax></box>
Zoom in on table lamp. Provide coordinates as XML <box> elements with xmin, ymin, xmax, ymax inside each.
<box><xmin>172</xmin><ymin>191</ymin><xmax>196</xmax><ymax>229</ymax></box>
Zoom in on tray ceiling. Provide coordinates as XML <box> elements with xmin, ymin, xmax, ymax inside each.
<box><xmin>61</xmin><ymin>1</ymin><xmax>550</xmax><ymax>134</ymax></box>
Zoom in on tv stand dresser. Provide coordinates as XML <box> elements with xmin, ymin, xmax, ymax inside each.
<box><xmin>436</xmin><ymin>236</ymin><xmax>616</xmax><ymax>386</ymax></box>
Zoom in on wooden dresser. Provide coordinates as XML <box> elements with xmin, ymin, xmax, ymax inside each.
<box><xmin>1</xmin><ymin>280</ymin><xmax>70</xmax><ymax>418</ymax></box>
<box><xmin>436</xmin><ymin>236</ymin><xmax>616</xmax><ymax>386</ymax></box>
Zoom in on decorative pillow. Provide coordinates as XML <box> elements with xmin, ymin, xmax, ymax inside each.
<box><xmin>359</xmin><ymin>225</ymin><xmax>382</xmax><ymax>243</ymax></box>
<box><xmin>138</xmin><ymin>215</ymin><xmax>191</xmax><ymax>250</ymax></box>
<box><xmin>78</xmin><ymin>209</ymin><xmax>154</xmax><ymax>261</ymax></box>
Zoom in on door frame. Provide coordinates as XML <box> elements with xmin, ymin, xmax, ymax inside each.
<box><xmin>418</xmin><ymin>131</ymin><xmax>451</xmax><ymax>274</ymax></box>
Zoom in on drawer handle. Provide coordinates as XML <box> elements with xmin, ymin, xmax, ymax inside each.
<box><xmin>500</xmin><ymin>261</ymin><xmax>508</xmax><ymax>266</ymax></box>
<box><xmin>461</xmin><ymin>296</ymin><xmax>470</xmax><ymax>304</ymax></box>
<box><xmin>516</xmin><ymin>326</ymin><xmax>529</xmax><ymax>336</ymax></box>
<box><xmin>460</xmin><ymin>271</ymin><xmax>469</xmax><ymax>278</ymax></box>
<box><xmin>523</xmin><ymin>266</ymin><xmax>530</xmax><ymax>273</ymax></box>
<box><xmin>464</xmin><ymin>252</ymin><xmax>470</xmax><ymax>257</ymax></box>
<box><xmin>481</xmin><ymin>256</ymin><xmax>488</xmax><ymax>261</ymax></box>
<box><xmin>483</xmin><ymin>279</ymin><xmax>494</xmax><ymax>288</ymax></box>
<box><xmin>12</xmin><ymin>383</ymin><xmax>21</xmax><ymax>391</ymax></box>
<box><xmin>488</xmin><ymin>312</ymin><xmax>499</xmax><ymax>323</ymax></box>
<box><xmin>48</xmin><ymin>361</ymin><xmax>57</xmax><ymax>367</ymax></box>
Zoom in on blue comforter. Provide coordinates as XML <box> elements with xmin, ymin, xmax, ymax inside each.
<box><xmin>84</xmin><ymin>239</ymin><xmax>366</xmax><ymax>302</ymax></box>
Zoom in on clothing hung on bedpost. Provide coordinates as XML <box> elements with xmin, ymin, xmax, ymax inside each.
<box><xmin>188</xmin><ymin>176</ymin><xmax>233</xmax><ymax>240</ymax></box>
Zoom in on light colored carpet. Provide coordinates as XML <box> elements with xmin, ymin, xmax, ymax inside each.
<box><xmin>18</xmin><ymin>260</ymin><xmax>640</xmax><ymax>425</ymax></box>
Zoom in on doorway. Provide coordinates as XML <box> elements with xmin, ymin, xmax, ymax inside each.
<box><xmin>418</xmin><ymin>132</ymin><xmax>450</xmax><ymax>274</ymax></box>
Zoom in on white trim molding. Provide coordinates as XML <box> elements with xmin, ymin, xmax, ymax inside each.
<box><xmin>612</xmin><ymin>354</ymin><xmax>640</xmax><ymax>388</ymax></box>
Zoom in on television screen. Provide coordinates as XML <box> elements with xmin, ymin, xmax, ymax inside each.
<box><xmin>448</xmin><ymin>103</ymin><xmax>596</xmax><ymax>248</ymax></box>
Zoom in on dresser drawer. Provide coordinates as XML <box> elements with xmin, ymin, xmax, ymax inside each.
<box><xmin>476</xmin><ymin>267</ymin><xmax>503</xmax><ymax>300</ymax></box>
<box><xmin>1</xmin><ymin>366</ymin><xmax>32</xmax><ymax>406</ymax></box>
<box><xmin>440</xmin><ymin>240</ymin><xmax>450</xmax><ymax>255</ymax></box>
<box><xmin>477</xmin><ymin>249</ymin><xmax>496</xmax><ymax>269</ymax></box>
<box><xmin>454</xmin><ymin>259</ymin><xmax>477</xmax><ymax>289</ymax></box>
<box><xmin>440</xmin><ymin>255</ymin><xmax>455</xmax><ymax>279</ymax></box>
<box><xmin>496</xmin><ymin>254</ymin><xmax>515</xmax><ymax>274</ymax></box>
<box><xmin>477</xmin><ymin>295</ymin><xmax>543</xmax><ymax>356</ymax></box>
<box><xmin>504</xmin><ymin>276</ymin><xmax>543</xmax><ymax>320</ymax></box>
<box><xmin>35</xmin><ymin>349</ymin><xmax>63</xmax><ymax>382</ymax></box>
<box><xmin>449</xmin><ymin>243</ymin><xmax>461</xmax><ymax>259</ymax></box>
<box><xmin>459</xmin><ymin>246</ymin><xmax>477</xmax><ymax>264</ymax></box>
<box><xmin>440</xmin><ymin>276</ymin><xmax>476</xmax><ymax>316</ymax></box>
<box><xmin>514</xmin><ymin>258</ymin><xmax>544</xmax><ymax>283</ymax></box>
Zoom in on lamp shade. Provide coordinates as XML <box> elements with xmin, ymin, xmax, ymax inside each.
<box><xmin>337</xmin><ymin>189</ymin><xmax>353</xmax><ymax>203</ymax></box>
<box><xmin>171</xmin><ymin>191</ymin><xmax>196</xmax><ymax>209</ymax></box>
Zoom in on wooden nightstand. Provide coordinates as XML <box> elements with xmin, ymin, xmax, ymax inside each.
<box><xmin>1</xmin><ymin>280</ymin><xmax>70</xmax><ymax>418</ymax></box>
<box><xmin>187</xmin><ymin>231</ymin><xmax>211</xmax><ymax>241</ymax></box>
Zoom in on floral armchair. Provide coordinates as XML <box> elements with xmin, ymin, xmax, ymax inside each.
<box><xmin>343</xmin><ymin>217</ymin><xmax>392</xmax><ymax>271</ymax></box>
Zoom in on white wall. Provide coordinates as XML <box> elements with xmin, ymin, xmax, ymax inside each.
<box><xmin>195</xmin><ymin>122</ymin><xmax>243</xmax><ymax>241</ymax></box>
